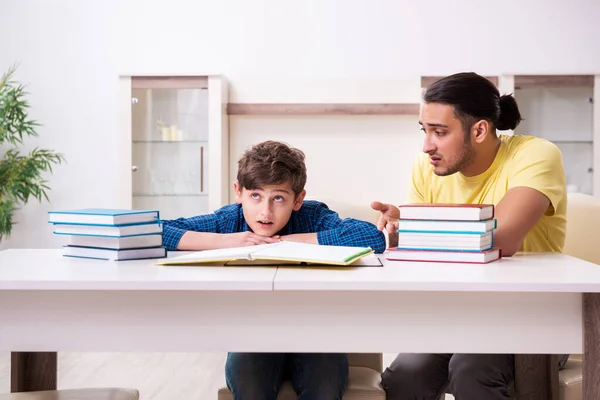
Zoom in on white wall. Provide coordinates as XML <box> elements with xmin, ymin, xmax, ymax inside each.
<box><xmin>1</xmin><ymin>0</ymin><xmax>600</xmax><ymax>249</ymax></box>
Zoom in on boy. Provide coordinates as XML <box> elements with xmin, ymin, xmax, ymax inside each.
<box><xmin>162</xmin><ymin>140</ymin><xmax>386</xmax><ymax>400</ymax></box>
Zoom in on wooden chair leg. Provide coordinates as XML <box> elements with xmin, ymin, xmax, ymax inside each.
<box><xmin>514</xmin><ymin>354</ymin><xmax>559</xmax><ymax>400</ymax></box>
<box><xmin>10</xmin><ymin>352</ymin><xmax>57</xmax><ymax>392</ymax></box>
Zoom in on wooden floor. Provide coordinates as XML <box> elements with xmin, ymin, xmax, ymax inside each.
<box><xmin>0</xmin><ymin>352</ymin><xmax>455</xmax><ymax>399</ymax></box>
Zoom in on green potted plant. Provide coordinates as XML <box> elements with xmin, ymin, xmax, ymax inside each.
<box><xmin>0</xmin><ymin>65</ymin><xmax>64</xmax><ymax>240</ymax></box>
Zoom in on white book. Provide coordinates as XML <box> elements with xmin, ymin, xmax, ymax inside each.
<box><xmin>53</xmin><ymin>222</ymin><xmax>162</xmax><ymax>237</ymax></box>
<box><xmin>399</xmin><ymin>204</ymin><xmax>494</xmax><ymax>221</ymax></box>
<box><xmin>397</xmin><ymin>231</ymin><xmax>493</xmax><ymax>251</ymax></box>
<box><xmin>398</xmin><ymin>219</ymin><xmax>497</xmax><ymax>233</ymax></box>
<box><xmin>156</xmin><ymin>241</ymin><xmax>374</xmax><ymax>267</ymax></box>
<box><xmin>67</xmin><ymin>234</ymin><xmax>163</xmax><ymax>250</ymax></box>
<box><xmin>49</xmin><ymin>208</ymin><xmax>159</xmax><ymax>225</ymax></box>
<box><xmin>386</xmin><ymin>248</ymin><xmax>502</xmax><ymax>264</ymax></box>
<box><xmin>63</xmin><ymin>246</ymin><xmax>167</xmax><ymax>261</ymax></box>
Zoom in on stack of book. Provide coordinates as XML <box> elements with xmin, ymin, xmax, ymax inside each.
<box><xmin>48</xmin><ymin>208</ymin><xmax>166</xmax><ymax>261</ymax></box>
<box><xmin>386</xmin><ymin>203</ymin><xmax>502</xmax><ymax>264</ymax></box>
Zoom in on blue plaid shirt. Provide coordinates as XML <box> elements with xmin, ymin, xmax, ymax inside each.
<box><xmin>161</xmin><ymin>200</ymin><xmax>386</xmax><ymax>253</ymax></box>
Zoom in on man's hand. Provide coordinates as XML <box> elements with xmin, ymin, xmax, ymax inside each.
<box><xmin>221</xmin><ymin>232</ymin><xmax>282</xmax><ymax>248</ymax></box>
<box><xmin>371</xmin><ymin>201</ymin><xmax>400</xmax><ymax>233</ymax></box>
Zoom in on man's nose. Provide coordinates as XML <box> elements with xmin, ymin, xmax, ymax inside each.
<box><xmin>422</xmin><ymin>134</ymin><xmax>436</xmax><ymax>154</ymax></box>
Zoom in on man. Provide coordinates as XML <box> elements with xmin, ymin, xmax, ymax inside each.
<box><xmin>162</xmin><ymin>140</ymin><xmax>386</xmax><ymax>400</ymax></box>
<box><xmin>371</xmin><ymin>72</ymin><xmax>567</xmax><ymax>399</ymax></box>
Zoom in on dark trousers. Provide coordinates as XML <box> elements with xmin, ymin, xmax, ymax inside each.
<box><xmin>381</xmin><ymin>353</ymin><xmax>570</xmax><ymax>400</ymax></box>
<box><xmin>225</xmin><ymin>352</ymin><xmax>348</xmax><ymax>400</ymax></box>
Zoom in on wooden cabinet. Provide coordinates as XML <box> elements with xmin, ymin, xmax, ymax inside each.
<box><xmin>119</xmin><ymin>75</ymin><xmax>229</xmax><ymax>219</ymax></box>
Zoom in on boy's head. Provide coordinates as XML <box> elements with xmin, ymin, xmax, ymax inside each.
<box><xmin>233</xmin><ymin>141</ymin><xmax>307</xmax><ymax>237</ymax></box>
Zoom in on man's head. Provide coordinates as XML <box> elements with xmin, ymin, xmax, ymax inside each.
<box><xmin>234</xmin><ymin>140</ymin><xmax>307</xmax><ymax>236</ymax></box>
<box><xmin>420</xmin><ymin>72</ymin><xmax>523</xmax><ymax>176</ymax></box>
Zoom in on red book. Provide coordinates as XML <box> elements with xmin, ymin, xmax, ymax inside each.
<box><xmin>398</xmin><ymin>203</ymin><xmax>495</xmax><ymax>221</ymax></box>
<box><xmin>386</xmin><ymin>247</ymin><xmax>502</xmax><ymax>264</ymax></box>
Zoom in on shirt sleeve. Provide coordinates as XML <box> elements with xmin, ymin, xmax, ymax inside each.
<box><xmin>161</xmin><ymin>214</ymin><xmax>221</xmax><ymax>251</ymax></box>
<box><xmin>313</xmin><ymin>203</ymin><xmax>387</xmax><ymax>253</ymax></box>
<box><xmin>507</xmin><ymin>139</ymin><xmax>566</xmax><ymax>216</ymax></box>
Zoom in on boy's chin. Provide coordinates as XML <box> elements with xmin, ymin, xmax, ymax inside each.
<box><xmin>251</xmin><ymin>224</ymin><xmax>280</xmax><ymax>237</ymax></box>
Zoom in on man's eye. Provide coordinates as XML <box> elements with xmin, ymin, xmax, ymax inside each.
<box><xmin>435</xmin><ymin>131</ymin><xmax>446</xmax><ymax>136</ymax></box>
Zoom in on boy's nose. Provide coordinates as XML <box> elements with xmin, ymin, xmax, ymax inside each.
<box><xmin>261</xmin><ymin>204</ymin><xmax>273</xmax><ymax>217</ymax></box>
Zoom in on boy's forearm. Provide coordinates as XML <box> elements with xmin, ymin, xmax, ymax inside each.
<box><xmin>281</xmin><ymin>232</ymin><xmax>318</xmax><ymax>244</ymax></box>
<box><xmin>176</xmin><ymin>231</ymin><xmax>222</xmax><ymax>250</ymax></box>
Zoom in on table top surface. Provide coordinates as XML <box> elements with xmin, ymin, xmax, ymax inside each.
<box><xmin>1</xmin><ymin>249</ymin><xmax>600</xmax><ymax>292</ymax></box>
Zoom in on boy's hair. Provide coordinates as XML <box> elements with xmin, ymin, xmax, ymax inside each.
<box><xmin>237</xmin><ymin>141</ymin><xmax>307</xmax><ymax>196</ymax></box>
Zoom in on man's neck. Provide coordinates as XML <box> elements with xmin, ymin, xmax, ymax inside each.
<box><xmin>461</xmin><ymin>136</ymin><xmax>502</xmax><ymax>177</ymax></box>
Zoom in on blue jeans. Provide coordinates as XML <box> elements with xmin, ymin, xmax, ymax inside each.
<box><xmin>225</xmin><ymin>352</ymin><xmax>349</xmax><ymax>400</ymax></box>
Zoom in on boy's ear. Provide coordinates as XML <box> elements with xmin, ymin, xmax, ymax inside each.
<box><xmin>233</xmin><ymin>181</ymin><xmax>243</xmax><ymax>204</ymax></box>
<box><xmin>293</xmin><ymin>190</ymin><xmax>306</xmax><ymax>211</ymax></box>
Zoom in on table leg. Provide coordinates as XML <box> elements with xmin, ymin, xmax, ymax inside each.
<box><xmin>10</xmin><ymin>352</ymin><xmax>57</xmax><ymax>392</ymax></box>
<box><xmin>514</xmin><ymin>354</ymin><xmax>559</xmax><ymax>400</ymax></box>
<box><xmin>584</xmin><ymin>293</ymin><xmax>600</xmax><ymax>400</ymax></box>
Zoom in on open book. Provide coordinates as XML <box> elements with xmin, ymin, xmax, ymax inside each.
<box><xmin>155</xmin><ymin>241</ymin><xmax>376</xmax><ymax>266</ymax></box>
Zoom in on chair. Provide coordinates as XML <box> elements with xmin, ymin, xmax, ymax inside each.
<box><xmin>217</xmin><ymin>199</ymin><xmax>385</xmax><ymax>399</ymax></box>
<box><xmin>554</xmin><ymin>192</ymin><xmax>600</xmax><ymax>400</ymax></box>
<box><xmin>0</xmin><ymin>388</ymin><xmax>139</xmax><ymax>400</ymax></box>
<box><xmin>440</xmin><ymin>192</ymin><xmax>600</xmax><ymax>400</ymax></box>
<box><xmin>217</xmin><ymin>353</ymin><xmax>385</xmax><ymax>400</ymax></box>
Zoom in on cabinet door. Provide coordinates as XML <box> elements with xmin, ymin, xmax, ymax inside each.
<box><xmin>516</xmin><ymin>85</ymin><xmax>594</xmax><ymax>195</ymax></box>
<box><xmin>130</xmin><ymin>80</ymin><xmax>211</xmax><ymax>220</ymax></box>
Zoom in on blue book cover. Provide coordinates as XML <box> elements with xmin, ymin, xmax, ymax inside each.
<box><xmin>49</xmin><ymin>208</ymin><xmax>160</xmax><ymax>226</ymax></box>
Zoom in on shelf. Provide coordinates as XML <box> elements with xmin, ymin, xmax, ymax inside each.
<box><xmin>131</xmin><ymin>76</ymin><xmax>208</xmax><ymax>89</ymax></box>
<box><xmin>514</xmin><ymin>75</ymin><xmax>594</xmax><ymax>89</ymax></box>
<box><xmin>132</xmin><ymin>140</ymin><xmax>208</xmax><ymax>143</ymax></box>
<box><xmin>550</xmin><ymin>140</ymin><xmax>593</xmax><ymax>144</ymax></box>
<box><xmin>133</xmin><ymin>194</ymin><xmax>208</xmax><ymax>197</ymax></box>
<box><xmin>226</xmin><ymin>103</ymin><xmax>420</xmax><ymax>116</ymax></box>
<box><xmin>421</xmin><ymin>76</ymin><xmax>499</xmax><ymax>88</ymax></box>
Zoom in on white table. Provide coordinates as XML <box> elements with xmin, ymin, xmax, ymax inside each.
<box><xmin>1</xmin><ymin>249</ymin><xmax>600</xmax><ymax>399</ymax></box>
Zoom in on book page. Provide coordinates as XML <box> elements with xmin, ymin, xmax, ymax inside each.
<box><xmin>158</xmin><ymin>243</ymin><xmax>276</xmax><ymax>265</ymax></box>
<box><xmin>251</xmin><ymin>241</ymin><xmax>372</xmax><ymax>264</ymax></box>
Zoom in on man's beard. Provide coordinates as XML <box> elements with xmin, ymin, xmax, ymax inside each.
<box><xmin>434</xmin><ymin>141</ymin><xmax>476</xmax><ymax>177</ymax></box>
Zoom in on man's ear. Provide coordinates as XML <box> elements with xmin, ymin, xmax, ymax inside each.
<box><xmin>233</xmin><ymin>181</ymin><xmax>243</xmax><ymax>204</ymax></box>
<box><xmin>472</xmin><ymin>119</ymin><xmax>490</xmax><ymax>144</ymax></box>
<box><xmin>293</xmin><ymin>190</ymin><xmax>306</xmax><ymax>211</ymax></box>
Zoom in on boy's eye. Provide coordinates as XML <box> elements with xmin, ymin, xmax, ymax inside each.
<box><xmin>251</xmin><ymin>193</ymin><xmax>260</xmax><ymax>199</ymax></box>
<box><xmin>435</xmin><ymin>131</ymin><xmax>446</xmax><ymax>136</ymax></box>
<box><xmin>273</xmin><ymin>196</ymin><xmax>284</xmax><ymax>202</ymax></box>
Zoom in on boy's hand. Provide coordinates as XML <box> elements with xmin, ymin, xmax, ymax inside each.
<box><xmin>222</xmin><ymin>232</ymin><xmax>282</xmax><ymax>248</ymax></box>
<box><xmin>370</xmin><ymin>201</ymin><xmax>400</xmax><ymax>233</ymax></box>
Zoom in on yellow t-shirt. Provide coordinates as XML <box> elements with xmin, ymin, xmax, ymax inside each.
<box><xmin>406</xmin><ymin>134</ymin><xmax>567</xmax><ymax>253</ymax></box>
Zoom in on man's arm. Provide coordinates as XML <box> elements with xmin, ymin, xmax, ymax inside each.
<box><xmin>492</xmin><ymin>139</ymin><xmax>566</xmax><ymax>256</ymax></box>
<box><xmin>492</xmin><ymin>187</ymin><xmax>551</xmax><ymax>256</ymax></box>
<box><xmin>371</xmin><ymin>154</ymin><xmax>426</xmax><ymax>248</ymax></box>
<box><xmin>284</xmin><ymin>203</ymin><xmax>386</xmax><ymax>253</ymax></box>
